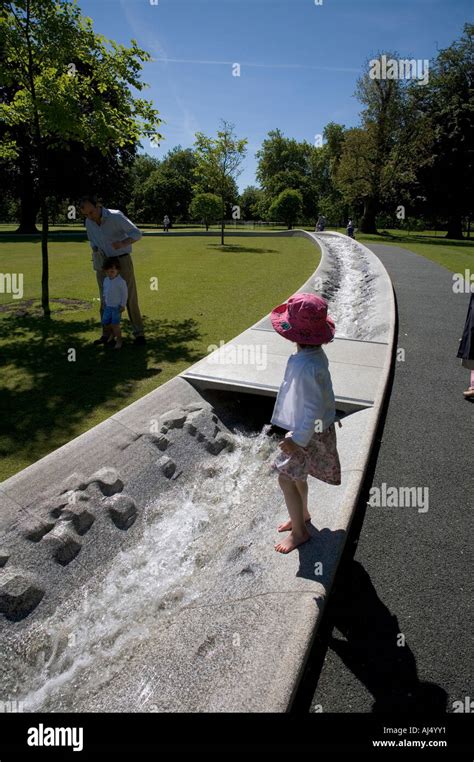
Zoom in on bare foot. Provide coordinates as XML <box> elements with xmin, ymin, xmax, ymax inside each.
<box><xmin>277</xmin><ymin>515</ymin><xmax>311</xmax><ymax>532</ymax></box>
<box><xmin>274</xmin><ymin>530</ymin><xmax>310</xmax><ymax>554</ymax></box>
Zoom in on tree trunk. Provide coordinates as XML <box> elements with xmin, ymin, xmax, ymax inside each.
<box><xmin>359</xmin><ymin>198</ymin><xmax>378</xmax><ymax>234</ymax></box>
<box><xmin>221</xmin><ymin>219</ymin><xmax>225</xmax><ymax>245</ymax></box>
<box><xmin>446</xmin><ymin>216</ymin><xmax>464</xmax><ymax>240</ymax></box>
<box><xmin>16</xmin><ymin>160</ymin><xmax>39</xmax><ymax>234</ymax></box>
<box><xmin>40</xmin><ymin>199</ymin><xmax>51</xmax><ymax>318</ymax></box>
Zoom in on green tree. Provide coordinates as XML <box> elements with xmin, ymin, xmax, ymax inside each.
<box><xmin>239</xmin><ymin>185</ymin><xmax>264</xmax><ymax>219</ymax></box>
<box><xmin>269</xmin><ymin>189</ymin><xmax>303</xmax><ymax>229</ymax></box>
<box><xmin>189</xmin><ymin>192</ymin><xmax>222</xmax><ymax>231</ymax></box>
<box><xmin>337</xmin><ymin>53</ymin><xmax>405</xmax><ymax>233</ymax></box>
<box><xmin>403</xmin><ymin>24</ymin><xmax>474</xmax><ymax>238</ymax></box>
<box><xmin>193</xmin><ymin>121</ymin><xmax>247</xmax><ymax>245</ymax></box>
<box><xmin>0</xmin><ymin>0</ymin><xmax>161</xmax><ymax>316</ymax></box>
<box><xmin>127</xmin><ymin>154</ymin><xmax>160</xmax><ymax>220</ymax></box>
<box><xmin>256</xmin><ymin>129</ymin><xmax>318</xmax><ymax>220</ymax></box>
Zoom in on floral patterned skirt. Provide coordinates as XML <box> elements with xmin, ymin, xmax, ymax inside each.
<box><xmin>272</xmin><ymin>424</ymin><xmax>341</xmax><ymax>485</ymax></box>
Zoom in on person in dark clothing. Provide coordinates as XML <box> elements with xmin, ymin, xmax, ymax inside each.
<box><xmin>457</xmin><ymin>292</ymin><xmax>474</xmax><ymax>399</ymax></box>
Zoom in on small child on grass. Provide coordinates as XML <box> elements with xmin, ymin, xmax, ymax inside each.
<box><xmin>270</xmin><ymin>293</ymin><xmax>341</xmax><ymax>554</ymax></box>
<box><xmin>101</xmin><ymin>257</ymin><xmax>128</xmax><ymax>350</ymax></box>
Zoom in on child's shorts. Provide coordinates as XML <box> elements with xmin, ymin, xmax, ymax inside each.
<box><xmin>102</xmin><ymin>306</ymin><xmax>121</xmax><ymax>326</ymax></box>
<box><xmin>272</xmin><ymin>424</ymin><xmax>341</xmax><ymax>485</ymax></box>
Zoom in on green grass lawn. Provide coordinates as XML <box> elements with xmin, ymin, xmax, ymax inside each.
<box><xmin>0</xmin><ymin>234</ymin><xmax>318</xmax><ymax>480</ymax></box>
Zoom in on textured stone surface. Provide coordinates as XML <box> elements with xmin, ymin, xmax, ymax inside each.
<box><xmin>57</xmin><ymin>505</ymin><xmax>95</xmax><ymax>535</ymax></box>
<box><xmin>21</xmin><ymin>519</ymin><xmax>55</xmax><ymax>542</ymax></box>
<box><xmin>41</xmin><ymin>523</ymin><xmax>82</xmax><ymax>565</ymax></box>
<box><xmin>57</xmin><ymin>473</ymin><xmax>89</xmax><ymax>495</ymax></box>
<box><xmin>0</xmin><ymin>569</ymin><xmax>44</xmax><ymax>621</ymax></box>
<box><xmin>0</xmin><ymin>549</ymin><xmax>10</xmax><ymax>567</ymax></box>
<box><xmin>158</xmin><ymin>456</ymin><xmax>176</xmax><ymax>479</ymax></box>
<box><xmin>88</xmin><ymin>468</ymin><xmax>124</xmax><ymax>496</ymax></box>
<box><xmin>184</xmin><ymin>409</ymin><xmax>220</xmax><ymax>442</ymax></box>
<box><xmin>159</xmin><ymin>408</ymin><xmax>187</xmax><ymax>430</ymax></box>
<box><xmin>153</xmin><ymin>434</ymin><xmax>170</xmax><ymax>451</ymax></box>
<box><xmin>103</xmin><ymin>494</ymin><xmax>138</xmax><ymax>530</ymax></box>
<box><xmin>205</xmin><ymin>433</ymin><xmax>234</xmax><ymax>455</ymax></box>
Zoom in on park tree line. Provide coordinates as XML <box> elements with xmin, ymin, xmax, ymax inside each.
<box><xmin>1</xmin><ymin>1</ymin><xmax>472</xmax><ymax>251</ymax></box>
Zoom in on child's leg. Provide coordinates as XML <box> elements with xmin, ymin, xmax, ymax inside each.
<box><xmin>112</xmin><ymin>323</ymin><xmax>122</xmax><ymax>349</ymax></box>
<box><xmin>278</xmin><ymin>480</ymin><xmax>311</xmax><ymax>531</ymax></box>
<box><xmin>103</xmin><ymin>324</ymin><xmax>114</xmax><ymax>342</ymax></box>
<box><xmin>275</xmin><ymin>475</ymin><xmax>310</xmax><ymax>554</ymax></box>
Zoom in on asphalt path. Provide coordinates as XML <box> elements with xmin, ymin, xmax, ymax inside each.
<box><xmin>305</xmin><ymin>243</ymin><xmax>472</xmax><ymax>714</ymax></box>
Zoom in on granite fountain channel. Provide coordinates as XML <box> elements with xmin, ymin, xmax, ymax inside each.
<box><xmin>0</xmin><ymin>231</ymin><xmax>395</xmax><ymax>711</ymax></box>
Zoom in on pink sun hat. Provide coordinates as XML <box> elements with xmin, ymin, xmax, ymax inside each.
<box><xmin>270</xmin><ymin>292</ymin><xmax>335</xmax><ymax>345</ymax></box>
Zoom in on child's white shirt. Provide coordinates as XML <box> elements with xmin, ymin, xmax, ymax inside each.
<box><xmin>103</xmin><ymin>274</ymin><xmax>128</xmax><ymax>308</ymax></box>
<box><xmin>271</xmin><ymin>346</ymin><xmax>336</xmax><ymax>447</ymax></box>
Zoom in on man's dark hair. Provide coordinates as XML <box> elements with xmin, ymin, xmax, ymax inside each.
<box><xmin>103</xmin><ymin>257</ymin><xmax>121</xmax><ymax>271</ymax></box>
<box><xmin>79</xmin><ymin>194</ymin><xmax>99</xmax><ymax>208</ymax></box>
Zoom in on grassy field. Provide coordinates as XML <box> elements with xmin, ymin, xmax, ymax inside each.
<box><xmin>2</xmin><ymin>224</ymin><xmax>472</xmax><ymax>275</ymax></box>
<box><xmin>0</xmin><ymin>234</ymin><xmax>318</xmax><ymax>480</ymax></box>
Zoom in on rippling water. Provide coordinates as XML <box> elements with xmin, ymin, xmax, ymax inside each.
<box><xmin>6</xmin><ymin>427</ymin><xmax>277</xmax><ymax>712</ymax></box>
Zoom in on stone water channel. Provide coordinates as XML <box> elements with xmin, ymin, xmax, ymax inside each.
<box><xmin>0</xmin><ymin>235</ymin><xmax>384</xmax><ymax>711</ymax></box>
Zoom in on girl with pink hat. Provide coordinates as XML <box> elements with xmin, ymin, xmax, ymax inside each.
<box><xmin>270</xmin><ymin>293</ymin><xmax>341</xmax><ymax>554</ymax></box>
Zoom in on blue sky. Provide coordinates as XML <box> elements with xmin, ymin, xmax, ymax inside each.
<box><xmin>80</xmin><ymin>0</ymin><xmax>471</xmax><ymax>190</ymax></box>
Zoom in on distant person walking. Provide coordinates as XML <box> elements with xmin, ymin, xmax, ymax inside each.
<box><xmin>457</xmin><ymin>292</ymin><xmax>474</xmax><ymax>399</ymax></box>
<box><xmin>346</xmin><ymin>219</ymin><xmax>355</xmax><ymax>238</ymax></box>
<box><xmin>80</xmin><ymin>196</ymin><xmax>146</xmax><ymax>346</ymax></box>
<box><xmin>163</xmin><ymin>215</ymin><xmax>170</xmax><ymax>232</ymax></box>
<box><xmin>316</xmin><ymin>215</ymin><xmax>326</xmax><ymax>232</ymax></box>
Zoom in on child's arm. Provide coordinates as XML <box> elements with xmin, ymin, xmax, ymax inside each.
<box><xmin>119</xmin><ymin>279</ymin><xmax>128</xmax><ymax>311</ymax></box>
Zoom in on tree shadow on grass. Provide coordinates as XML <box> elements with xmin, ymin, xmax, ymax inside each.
<box><xmin>208</xmin><ymin>243</ymin><xmax>279</xmax><ymax>254</ymax></box>
<box><xmin>0</xmin><ymin>313</ymin><xmax>203</xmax><ymax>471</ymax></box>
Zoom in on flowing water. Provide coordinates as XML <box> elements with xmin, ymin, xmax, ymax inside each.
<box><xmin>5</xmin><ymin>427</ymin><xmax>278</xmax><ymax>712</ymax></box>
<box><xmin>317</xmin><ymin>236</ymin><xmax>381</xmax><ymax>340</ymax></box>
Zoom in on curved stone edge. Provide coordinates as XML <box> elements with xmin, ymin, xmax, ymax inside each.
<box><xmin>0</xmin><ymin>230</ymin><xmax>396</xmax><ymax>712</ymax></box>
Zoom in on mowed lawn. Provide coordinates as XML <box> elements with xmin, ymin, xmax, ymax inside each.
<box><xmin>0</xmin><ymin>234</ymin><xmax>318</xmax><ymax>480</ymax></box>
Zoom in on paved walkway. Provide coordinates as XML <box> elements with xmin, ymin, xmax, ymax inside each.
<box><xmin>309</xmin><ymin>244</ymin><xmax>472</xmax><ymax>713</ymax></box>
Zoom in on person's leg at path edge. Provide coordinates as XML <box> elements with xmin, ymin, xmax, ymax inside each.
<box><xmin>464</xmin><ymin>370</ymin><xmax>474</xmax><ymax>398</ymax></box>
<box><xmin>275</xmin><ymin>475</ymin><xmax>310</xmax><ymax>554</ymax></box>
<box><xmin>118</xmin><ymin>254</ymin><xmax>146</xmax><ymax>343</ymax></box>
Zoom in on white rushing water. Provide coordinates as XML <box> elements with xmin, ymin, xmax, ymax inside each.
<box><xmin>316</xmin><ymin>236</ymin><xmax>381</xmax><ymax>341</ymax></box>
<box><xmin>8</xmin><ymin>426</ymin><xmax>278</xmax><ymax>712</ymax></box>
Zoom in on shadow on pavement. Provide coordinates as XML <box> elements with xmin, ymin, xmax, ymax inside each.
<box><xmin>324</xmin><ymin>559</ymin><xmax>448</xmax><ymax>713</ymax></box>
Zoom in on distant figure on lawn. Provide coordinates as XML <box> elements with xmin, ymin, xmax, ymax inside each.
<box><xmin>346</xmin><ymin>219</ymin><xmax>355</xmax><ymax>238</ymax></box>
<box><xmin>101</xmin><ymin>257</ymin><xmax>127</xmax><ymax>350</ymax></box>
<box><xmin>79</xmin><ymin>196</ymin><xmax>146</xmax><ymax>346</ymax></box>
<box><xmin>163</xmin><ymin>214</ymin><xmax>171</xmax><ymax>232</ymax></box>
